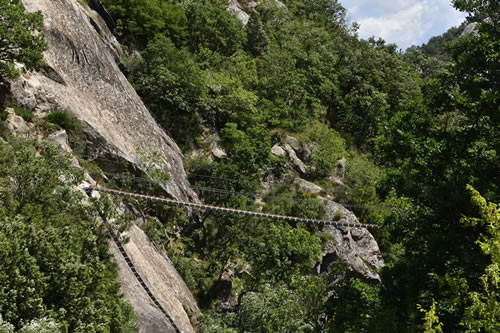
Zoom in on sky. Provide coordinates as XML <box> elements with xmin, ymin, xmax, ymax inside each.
<box><xmin>340</xmin><ymin>0</ymin><xmax>467</xmax><ymax>49</ymax></box>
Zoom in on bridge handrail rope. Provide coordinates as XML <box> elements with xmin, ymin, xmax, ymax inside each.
<box><xmin>95</xmin><ymin>170</ymin><xmax>397</xmax><ymax>211</ymax></box>
<box><xmin>85</xmin><ymin>186</ymin><xmax>380</xmax><ymax>229</ymax></box>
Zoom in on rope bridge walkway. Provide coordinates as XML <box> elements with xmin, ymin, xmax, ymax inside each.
<box><xmin>85</xmin><ymin>186</ymin><xmax>380</xmax><ymax>229</ymax></box>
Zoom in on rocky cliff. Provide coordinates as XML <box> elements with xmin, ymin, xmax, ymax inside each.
<box><xmin>15</xmin><ymin>0</ymin><xmax>200</xmax><ymax>331</ymax></box>
<box><xmin>16</xmin><ymin>0</ymin><xmax>197</xmax><ymax>202</ymax></box>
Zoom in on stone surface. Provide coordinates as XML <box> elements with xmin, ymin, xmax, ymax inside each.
<box><xmin>228</xmin><ymin>0</ymin><xmax>250</xmax><ymax>25</ymax></box>
<box><xmin>271</xmin><ymin>144</ymin><xmax>286</xmax><ymax>157</ymax></box>
<box><xmin>318</xmin><ymin>200</ymin><xmax>384</xmax><ymax>283</ymax></box>
<box><xmin>285</xmin><ymin>135</ymin><xmax>312</xmax><ymax>161</ymax></box>
<box><xmin>285</xmin><ymin>135</ymin><xmax>300</xmax><ymax>151</ymax></box>
<box><xmin>228</xmin><ymin>0</ymin><xmax>287</xmax><ymax>24</ymax></box>
<box><xmin>283</xmin><ymin>143</ymin><xmax>307</xmax><ymax>174</ymax></box>
<box><xmin>212</xmin><ymin>147</ymin><xmax>227</xmax><ymax>159</ymax></box>
<box><xmin>16</xmin><ymin>0</ymin><xmax>198</xmax><ymax>203</ymax></box>
<box><xmin>111</xmin><ymin>225</ymin><xmax>200</xmax><ymax>333</ymax></box>
<box><xmin>461</xmin><ymin>22</ymin><xmax>479</xmax><ymax>37</ymax></box>
<box><xmin>297</xmin><ymin>178</ymin><xmax>323</xmax><ymax>194</ymax></box>
<box><xmin>5</xmin><ymin>109</ymin><xmax>29</xmax><ymax>135</ymax></box>
<box><xmin>47</xmin><ymin>129</ymin><xmax>72</xmax><ymax>153</ymax></box>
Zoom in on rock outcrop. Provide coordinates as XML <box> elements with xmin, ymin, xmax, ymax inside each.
<box><xmin>3</xmin><ymin>108</ymin><xmax>30</xmax><ymax>136</ymax></box>
<box><xmin>111</xmin><ymin>225</ymin><xmax>200</xmax><ymax>333</ymax></box>
<box><xmin>282</xmin><ymin>143</ymin><xmax>307</xmax><ymax>174</ymax></box>
<box><xmin>15</xmin><ymin>1</ymin><xmax>200</xmax><ymax>331</ymax></box>
<box><xmin>228</xmin><ymin>0</ymin><xmax>287</xmax><ymax>25</ymax></box>
<box><xmin>318</xmin><ymin>200</ymin><xmax>384</xmax><ymax>283</ymax></box>
<box><xmin>228</xmin><ymin>0</ymin><xmax>250</xmax><ymax>25</ymax></box>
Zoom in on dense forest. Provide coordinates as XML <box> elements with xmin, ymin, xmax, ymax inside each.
<box><xmin>0</xmin><ymin>0</ymin><xmax>499</xmax><ymax>332</ymax></box>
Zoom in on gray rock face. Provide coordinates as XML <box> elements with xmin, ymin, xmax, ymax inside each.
<box><xmin>297</xmin><ymin>178</ymin><xmax>323</xmax><ymax>194</ymax></box>
<box><xmin>228</xmin><ymin>0</ymin><xmax>287</xmax><ymax>24</ymax></box>
<box><xmin>16</xmin><ymin>1</ymin><xmax>201</xmax><ymax>331</ymax></box>
<box><xmin>4</xmin><ymin>108</ymin><xmax>30</xmax><ymax>136</ymax></box>
<box><xmin>319</xmin><ymin>200</ymin><xmax>384</xmax><ymax>283</ymax></box>
<box><xmin>228</xmin><ymin>0</ymin><xmax>250</xmax><ymax>25</ymax></box>
<box><xmin>112</xmin><ymin>225</ymin><xmax>200</xmax><ymax>333</ymax></box>
<box><xmin>47</xmin><ymin>129</ymin><xmax>72</xmax><ymax>153</ymax></box>
<box><xmin>283</xmin><ymin>143</ymin><xmax>307</xmax><ymax>174</ymax></box>
<box><xmin>285</xmin><ymin>135</ymin><xmax>312</xmax><ymax>161</ymax></box>
<box><xmin>461</xmin><ymin>22</ymin><xmax>479</xmax><ymax>37</ymax></box>
<box><xmin>16</xmin><ymin>0</ymin><xmax>198</xmax><ymax>203</ymax></box>
<box><xmin>271</xmin><ymin>144</ymin><xmax>286</xmax><ymax>157</ymax></box>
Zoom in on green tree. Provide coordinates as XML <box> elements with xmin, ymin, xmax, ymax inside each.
<box><xmin>0</xmin><ymin>0</ymin><xmax>46</xmax><ymax>77</ymax></box>
<box><xmin>0</xmin><ymin>138</ymin><xmax>137</xmax><ymax>332</ymax></box>
<box><xmin>100</xmin><ymin>0</ymin><xmax>187</xmax><ymax>48</ymax></box>
<box><xmin>245</xmin><ymin>223</ymin><xmax>322</xmax><ymax>283</ymax></box>
<box><xmin>131</xmin><ymin>35</ymin><xmax>208</xmax><ymax>149</ymax></box>
<box><xmin>460</xmin><ymin>186</ymin><xmax>500</xmax><ymax>332</ymax></box>
<box><xmin>184</xmin><ymin>0</ymin><xmax>246</xmax><ymax>56</ymax></box>
<box><xmin>245</xmin><ymin>10</ymin><xmax>268</xmax><ymax>57</ymax></box>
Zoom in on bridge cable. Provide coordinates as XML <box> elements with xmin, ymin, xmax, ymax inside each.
<box><xmin>85</xmin><ymin>186</ymin><xmax>380</xmax><ymax>229</ymax></box>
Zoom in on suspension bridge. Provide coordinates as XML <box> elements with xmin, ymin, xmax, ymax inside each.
<box><xmin>85</xmin><ymin>185</ymin><xmax>380</xmax><ymax>229</ymax></box>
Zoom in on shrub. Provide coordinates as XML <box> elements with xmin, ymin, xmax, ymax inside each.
<box><xmin>46</xmin><ymin>110</ymin><xmax>82</xmax><ymax>134</ymax></box>
<box><xmin>9</xmin><ymin>103</ymin><xmax>34</xmax><ymax>122</ymax></box>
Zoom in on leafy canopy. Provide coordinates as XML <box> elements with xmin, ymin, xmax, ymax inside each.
<box><xmin>0</xmin><ymin>0</ymin><xmax>46</xmax><ymax>77</ymax></box>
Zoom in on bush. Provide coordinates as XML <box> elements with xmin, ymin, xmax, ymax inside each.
<box><xmin>46</xmin><ymin>110</ymin><xmax>82</xmax><ymax>134</ymax></box>
<box><xmin>305</xmin><ymin>121</ymin><xmax>346</xmax><ymax>179</ymax></box>
<box><xmin>9</xmin><ymin>103</ymin><xmax>34</xmax><ymax>122</ymax></box>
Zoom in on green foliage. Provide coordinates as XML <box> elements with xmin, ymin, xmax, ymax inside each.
<box><xmin>203</xmin><ymin>277</ymin><xmax>327</xmax><ymax>333</ymax></box>
<box><xmin>460</xmin><ymin>186</ymin><xmax>500</xmax><ymax>333</ymax></box>
<box><xmin>46</xmin><ymin>110</ymin><xmax>82</xmax><ymax>134</ymax></box>
<box><xmin>0</xmin><ymin>0</ymin><xmax>47</xmax><ymax>78</ymax></box>
<box><xmin>184</xmin><ymin>1</ymin><xmax>246</xmax><ymax>56</ymax></box>
<box><xmin>305</xmin><ymin>122</ymin><xmax>346</xmax><ymax>178</ymax></box>
<box><xmin>0</xmin><ymin>137</ymin><xmax>137</xmax><ymax>332</ymax></box>
<box><xmin>98</xmin><ymin>0</ymin><xmax>499</xmax><ymax>331</ymax></box>
<box><xmin>220</xmin><ymin>122</ymin><xmax>271</xmax><ymax>174</ymax></box>
<box><xmin>417</xmin><ymin>301</ymin><xmax>444</xmax><ymax>333</ymax></box>
<box><xmin>130</xmin><ymin>35</ymin><xmax>208</xmax><ymax>149</ymax></box>
<box><xmin>246</xmin><ymin>222</ymin><xmax>322</xmax><ymax>283</ymax></box>
<box><xmin>411</xmin><ymin>22</ymin><xmax>466</xmax><ymax>60</ymax></box>
<box><xmin>100</xmin><ymin>0</ymin><xmax>188</xmax><ymax>48</ymax></box>
<box><xmin>263</xmin><ymin>184</ymin><xmax>325</xmax><ymax>221</ymax></box>
<box><xmin>8</xmin><ymin>103</ymin><xmax>34</xmax><ymax>122</ymax></box>
<box><xmin>328</xmin><ymin>278</ymin><xmax>381</xmax><ymax>333</ymax></box>
<box><xmin>245</xmin><ymin>10</ymin><xmax>268</xmax><ymax>57</ymax></box>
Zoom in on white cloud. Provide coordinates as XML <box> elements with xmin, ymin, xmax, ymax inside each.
<box><xmin>341</xmin><ymin>0</ymin><xmax>467</xmax><ymax>49</ymax></box>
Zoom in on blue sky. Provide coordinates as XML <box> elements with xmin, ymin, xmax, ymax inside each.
<box><xmin>340</xmin><ymin>0</ymin><xmax>467</xmax><ymax>49</ymax></box>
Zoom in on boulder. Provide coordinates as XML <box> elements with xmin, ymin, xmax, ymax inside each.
<box><xmin>271</xmin><ymin>144</ymin><xmax>286</xmax><ymax>157</ymax></box>
<box><xmin>212</xmin><ymin>146</ymin><xmax>227</xmax><ymax>159</ymax></box>
<box><xmin>285</xmin><ymin>135</ymin><xmax>312</xmax><ymax>161</ymax></box>
<box><xmin>227</xmin><ymin>0</ymin><xmax>250</xmax><ymax>25</ymax></box>
<box><xmin>318</xmin><ymin>200</ymin><xmax>384</xmax><ymax>283</ymax></box>
<box><xmin>297</xmin><ymin>178</ymin><xmax>323</xmax><ymax>194</ymax></box>
<box><xmin>285</xmin><ymin>135</ymin><xmax>301</xmax><ymax>151</ymax></box>
<box><xmin>461</xmin><ymin>22</ymin><xmax>479</xmax><ymax>37</ymax></box>
<box><xmin>47</xmin><ymin>129</ymin><xmax>72</xmax><ymax>153</ymax></box>
<box><xmin>5</xmin><ymin>109</ymin><xmax>29</xmax><ymax>135</ymax></box>
<box><xmin>283</xmin><ymin>143</ymin><xmax>307</xmax><ymax>174</ymax></box>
